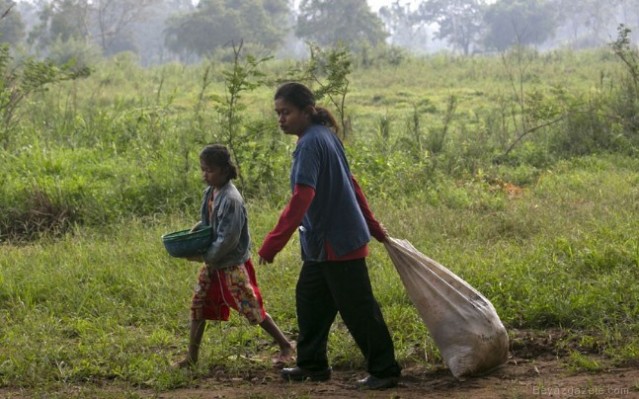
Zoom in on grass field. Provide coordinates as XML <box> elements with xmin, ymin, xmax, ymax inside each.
<box><xmin>1</xmin><ymin>46</ymin><xmax>639</xmax><ymax>396</ymax></box>
<box><xmin>1</xmin><ymin>154</ymin><xmax>637</xmax><ymax>394</ymax></box>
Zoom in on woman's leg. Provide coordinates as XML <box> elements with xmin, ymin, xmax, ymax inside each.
<box><xmin>295</xmin><ymin>261</ymin><xmax>337</xmax><ymax>371</ymax></box>
<box><xmin>323</xmin><ymin>258</ymin><xmax>401</xmax><ymax>378</ymax></box>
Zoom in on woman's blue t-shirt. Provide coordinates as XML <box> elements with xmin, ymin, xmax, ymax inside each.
<box><xmin>291</xmin><ymin>124</ymin><xmax>370</xmax><ymax>262</ymax></box>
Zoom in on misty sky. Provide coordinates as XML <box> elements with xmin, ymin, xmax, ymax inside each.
<box><xmin>366</xmin><ymin>0</ymin><xmax>419</xmax><ymax>11</ymax></box>
<box><xmin>288</xmin><ymin>0</ymin><xmax>420</xmax><ymax>12</ymax></box>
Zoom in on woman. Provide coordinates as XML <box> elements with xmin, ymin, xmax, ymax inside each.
<box><xmin>258</xmin><ymin>82</ymin><xmax>401</xmax><ymax>390</ymax></box>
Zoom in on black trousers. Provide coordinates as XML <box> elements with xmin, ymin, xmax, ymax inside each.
<box><xmin>295</xmin><ymin>258</ymin><xmax>401</xmax><ymax>378</ymax></box>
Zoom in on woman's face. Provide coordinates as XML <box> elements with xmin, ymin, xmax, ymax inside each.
<box><xmin>200</xmin><ymin>160</ymin><xmax>227</xmax><ymax>189</ymax></box>
<box><xmin>274</xmin><ymin>98</ymin><xmax>311</xmax><ymax>136</ymax></box>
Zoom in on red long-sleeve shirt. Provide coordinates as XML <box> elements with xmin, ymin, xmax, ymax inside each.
<box><xmin>258</xmin><ymin>176</ymin><xmax>386</xmax><ymax>263</ymax></box>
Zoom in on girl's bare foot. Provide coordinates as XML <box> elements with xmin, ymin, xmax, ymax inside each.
<box><xmin>272</xmin><ymin>341</ymin><xmax>296</xmax><ymax>369</ymax></box>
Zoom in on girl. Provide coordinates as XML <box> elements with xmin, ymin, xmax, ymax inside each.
<box><xmin>258</xmin><ymin>83</ymin><xmax>401</xmax><ymax>389</ymax></box>
<box><xmin>175</xmin><ymin>144</ymin><xmax>295</xmax><ymax>369</ymax></box>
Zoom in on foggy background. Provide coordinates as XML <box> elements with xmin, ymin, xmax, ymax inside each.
<box><xmin>1</xmin><ymin>0</ymin><xmax>638</xmax><ymax>66</ymax></box>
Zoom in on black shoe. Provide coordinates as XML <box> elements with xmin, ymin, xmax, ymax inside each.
<box><xmin>357</xmin><ymin>375</ymin><xmax>399</xmax><ymax>390</ymax></box>
<box><xmin>281</xmin><ymin>366</ymin><xmax>332</xmax><ymax>382</ymax></box>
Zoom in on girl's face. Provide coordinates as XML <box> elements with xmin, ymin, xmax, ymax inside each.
<box><xmin>200</xmin><ymin>160</ymin><xmax>228</xmax><ymax>189</ymax></box>
<box><xmin>275</xmin><ymin>98</ymin><xmax>312</xmax><ymax>136</ymax></box>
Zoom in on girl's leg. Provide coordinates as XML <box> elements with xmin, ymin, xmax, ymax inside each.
<box><xmin>175</xmin><ymin>265</ymin><xmax>211</xmax><ymax>369</ymax></box>
<box><xmin>260</xmin><ymin>313</ymin><xmax>292</xmax><ymax>349</ymax></box>
<box><xmin>174</xmin><ymin>319</ymin><xmax>206</xmax><ymax>368</ymax></box>
<box><xmin>259</xmin><ymin>314</ymin><xmax>296</xmax><ymax>366</ymax></box>
<box><xmin>226</xmin><ymin>261</ymin><xmax>296</xmax><ymax>366</ymax></box>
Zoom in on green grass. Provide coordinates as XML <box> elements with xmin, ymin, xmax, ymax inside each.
<box><xmin>1</xmin><ymin>154</ymin><xmax>637</xmax><ymax>393</ymax></box>
<box><xmin>2</xmin><ymin>46</ymin><xmax>636</xmax><ymax>239</ymax></box>
<box><xmin>1</xmin><ymin>45</ymin><xmax>639</xmax><ymax>396</ymax></box>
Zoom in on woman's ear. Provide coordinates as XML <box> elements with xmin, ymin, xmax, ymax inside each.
<box><xmin>304</xmin><ymin>105</ymin><xmax>316</xmax><ymax>118</ymax></box>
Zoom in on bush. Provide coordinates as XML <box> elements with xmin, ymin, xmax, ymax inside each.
<box><xmin>0</xmin><ymin>147</ymin><xmax>202</xmax><ymax>241</ymax></box>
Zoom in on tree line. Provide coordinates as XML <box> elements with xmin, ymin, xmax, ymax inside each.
<box><xmin>1</xmin><ymin>0</ymin><xmax>639</xmax><ymax>66</ymax></box>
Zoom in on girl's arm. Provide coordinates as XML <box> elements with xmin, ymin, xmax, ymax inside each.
<box><xmin>258</xmin><ymin>184</ymin><xmax>315</xmax><ymax>263</ymax></box>
<box><xmin>190</xmin><ymin>221</ymin><xmax>203</xmax><ymax>232</ymax></box>
<box><xmin>203</xmin><ymin>198</ymin><xmax>244</xmax><ymax>265</ymax></box>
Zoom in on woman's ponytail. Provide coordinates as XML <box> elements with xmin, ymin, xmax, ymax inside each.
<box><xmin>311</xmin><ymin>106</ymin><xmax>339</xmax><ymax>134</ymax></box>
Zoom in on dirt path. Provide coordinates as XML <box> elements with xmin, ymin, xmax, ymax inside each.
<box><xmin>3</xmin><ymin>356</ymin><xmax>635</xmax><ymax>399</ymax></box>
<box><xmin>153</xmin><ymin>357</ymin><xmax>638</xmax><ymax>399</ymax></box>
<box><xmin>2</xmin><ymin>330</ymin><xmax>638</xmax><ymax>399</ymax></box>
<box><xmin>154</xmin><ymin>329</ymin><xmax>639</xmax><ymax>399</ymax></box>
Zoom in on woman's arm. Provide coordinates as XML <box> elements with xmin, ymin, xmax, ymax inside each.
<box><xmin>351</xmin><ymin>176</ymin><xmax>388</xmax><ymax>242</ymax></box>
<box><xmin>258</xmin><ymin>184</ymin><xmax>315</xmax><ymax>263</ymax></box>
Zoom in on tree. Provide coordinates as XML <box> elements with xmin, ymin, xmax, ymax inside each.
<box><xmin>296</xmin><ymin>0</ymin><xmax>388</xmax><ymax>50</ymax></box>
<box><xmin>483</xmin><ymin>0</ymin><xmax>557</xmax><ymax>51</ymax></box>
<box><xmin>294</xmin><ymin>43</ymin><xmax>352</xmax><ymax>137</ymax></box>
<box><xmin>128</xmin><ymin>0</ymin><xmax>194</xmax><ymax>65</ymax></box>
<box><xmin>164</xmin><ymin>0</ymin><xmax>289</xmax><ymax>59</ymax></box>
<box><xmin>28</xmin><ymin>0</ymin><xmax>92</xmax><ymax>50</ymax></box>
<box><xmin>550</xmin><ymin>0</ymin><xmax>624</xmax><ymax>48</ymax></box>
<box><xmin>0</xmin><ymin>1</ymin><xmax>24</xmax><ymax>46</ymax></box>
<box><xmin>0</xmin><ymin>43</ymin><xmax>90</xmax><ymax>148</ymax></box>
<box><xmin>619</xmin><ymin>0</ymin><xmax>639</xmax><ymax>37</ymax></box>
<box><xmin>379</xmin><ymin>0</ymin><xmax>429</xmax><ymax>51</ymax></box>
<box><xmin>93</xmin><ymin>0</ymin><xmax>162</xmax><ymax>56</ymax></box>
<box><xmin>416</xmin><ymin>0</ymin><xmax>486</xmax><ymax>55</ymax></box>
<box><xmin>28</xmin><ymin>0</ymin><xmax>191</xmax><ymax>62</ymax></box>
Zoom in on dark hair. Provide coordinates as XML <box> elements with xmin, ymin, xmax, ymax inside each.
<box><xmin>274</xmin><ymin>82</ymin><xmax>339</xmax><ymax>134</ymax></box>
<box><xmin>199</xmin><ymin>144</ymin><xmax>238</xmax><ymax>180</ymax></box>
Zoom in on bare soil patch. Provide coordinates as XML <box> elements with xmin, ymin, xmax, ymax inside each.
<box><xmin>151</xmin><ymin>358</ymin><xmax>639</xmax><ymax>399</ymax></box>
<box><xmin>2</xmin><ymin>330</ymin><xmax>638</xmax><ymax>398</ymax></box>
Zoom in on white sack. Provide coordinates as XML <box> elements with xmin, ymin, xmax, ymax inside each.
<box><xmin>384</xmin><ymin>237</ymin><xmax>509</xmax><ymax>379</ymax></box>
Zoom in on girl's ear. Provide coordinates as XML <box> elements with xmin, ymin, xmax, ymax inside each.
<box><xmin>223</xmin><ymin>165</ymin><xmax>232</xmax><ymax>180</ymax></box>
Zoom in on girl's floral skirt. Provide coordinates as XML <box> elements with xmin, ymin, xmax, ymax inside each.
<box><xmin>191</xmin><ymin>258</ymin><xmax>266</xmax><ymax>324</ymax></box>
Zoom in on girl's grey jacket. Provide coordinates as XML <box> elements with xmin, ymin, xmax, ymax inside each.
<box><xmin>199</xmin><ymin>181</ymin><xmax>251</xmax><ymax>269</ymax></box>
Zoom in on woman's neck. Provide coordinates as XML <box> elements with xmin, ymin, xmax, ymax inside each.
<box><xmin>296</xmin><ymin>122</ymin><xmax>314</xmax><ymax>138</ymax></box>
